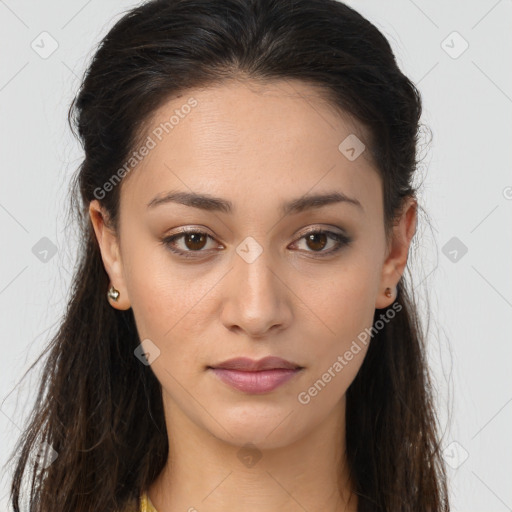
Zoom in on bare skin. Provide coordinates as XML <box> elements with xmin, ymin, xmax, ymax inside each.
<box><xmin>89</xmin><ymin>78</ymin><xmax>417</xmax><ymax>512</ymax></box>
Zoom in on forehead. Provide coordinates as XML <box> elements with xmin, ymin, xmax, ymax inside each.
<box><xmin>120</xmin><ymin>78</ymin><xmax>381</xmax><ymax>218</ymax></box>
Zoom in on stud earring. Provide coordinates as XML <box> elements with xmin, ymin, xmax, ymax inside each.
<box><xmin>384</xmin><ymin>287</ymin><xmax>393</xmax><ymax>298</ymax></box>
<box><xmin>107</xmin><ymin>285</ymin><xmax>120</xmax><ymax>302</ymax></box>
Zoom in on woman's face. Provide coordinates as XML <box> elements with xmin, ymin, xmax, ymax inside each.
<box><xmin>90</xmin><ymin>79</ymin><xmax>415</xmax><ymax>449</ymax></box>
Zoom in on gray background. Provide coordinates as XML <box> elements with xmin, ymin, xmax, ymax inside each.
<box><xmin>1</xmin><ymin>1</ymin><xmax>511</xmax><ymax>510</ymax></box>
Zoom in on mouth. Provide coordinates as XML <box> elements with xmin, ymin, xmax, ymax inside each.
<box><xmin>207</xmin><ymin>356</ymin><xmax>304</xmax><ymax>394</ymax></box>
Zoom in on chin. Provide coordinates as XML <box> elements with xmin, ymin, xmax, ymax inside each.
<box><xmin>207</xmin><ymin>409</ymin><xmax>305</xmax><ymax>450</ymax></box>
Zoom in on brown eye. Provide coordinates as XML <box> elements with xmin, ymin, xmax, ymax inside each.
<box><xmin>292</xmin><ymin>229</ymin><xmax>351</xmax><ymax>257</ymax></box>
<box><xmin>162</xmin><ymin>230</ymin><xmax>220</xmax><ymax>259</ymax></box>
<box><xmin>305</xmin><ymin>232</ymin><xmax>328</xmax><ymax>251</ymax></box>
<box><xmin>183</xmin><ymin>232</ymin><xmax>208</xmax><ymax>251</ymax></box>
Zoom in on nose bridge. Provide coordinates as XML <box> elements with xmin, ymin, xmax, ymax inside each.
<box><xmin>235</xmin><ymin>235</ymin><xmax>279</xmax><ymax>304</ymax></box>
<box><xmin>222</xmin><ymin>235</ymin><xmax>290</xmax><ymax>335</ymax></box>
<box><xmin>236</xmin><ymin>237</ymin><xmax>272</xmax><ymax>293</ymax></box>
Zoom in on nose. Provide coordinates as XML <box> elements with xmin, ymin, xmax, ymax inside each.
<box><xmin>220</xmin><ymin>242</ymin><xmax>293</xmax><ymax>338</ymax></box>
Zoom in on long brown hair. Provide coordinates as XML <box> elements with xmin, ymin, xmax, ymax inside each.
<box><xmin>7</xmin><ymin>0</ymin><xmax>449</xmax><ymax>510</ymax></box>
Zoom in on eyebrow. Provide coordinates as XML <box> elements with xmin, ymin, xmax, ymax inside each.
<box><xmin>147</xmin><ymin>190</ymin><xmax>363</xmax><ymax>215</ymax></box>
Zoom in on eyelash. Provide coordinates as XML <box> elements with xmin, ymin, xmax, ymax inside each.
<box><xmin>161</xmin><ymin>228</ymin><xmax>352</xmax><ymax>259</ymax></box>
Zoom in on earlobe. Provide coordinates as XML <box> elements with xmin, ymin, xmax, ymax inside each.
<box><xmin>375</xmin><ymin>197</ymin><xmax>417</xmax><ymax>310</ymax></box>
<box><xmin>88</xmin><ymin>200</ymin><xmax>131</xmax><ymax>310</ymax></box>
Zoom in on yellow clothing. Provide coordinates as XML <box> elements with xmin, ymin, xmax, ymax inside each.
<box><xmin>140</xmin><ymin>491</ymin><xmax>158</xmax><ymax>512</ymax></box>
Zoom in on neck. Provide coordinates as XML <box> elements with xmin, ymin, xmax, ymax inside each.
<box><xmin>148</xmin><ymin>393</ymin><xmax>358</xmax><ymax>512</ymax></box>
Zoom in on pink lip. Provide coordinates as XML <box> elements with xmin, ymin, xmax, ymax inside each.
<box><xmin>209</xmin><ymin>368</ymin><xmax>302</xmax><ymax>393</ymax></box>
<box><xmin>209</xmin><ymin>356</ymin><xmax>302</xmax><ymax>372</ymax></box>
<box><xmin>207</xmin><ymin>356</ymin><xmax>304</xmax><ymax>393</ymax></box>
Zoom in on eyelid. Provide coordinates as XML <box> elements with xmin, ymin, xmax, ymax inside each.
<box><xmin>293</xmin><ymin>224</ymin><xmax>348</xmax><ymax>239</ymax></box>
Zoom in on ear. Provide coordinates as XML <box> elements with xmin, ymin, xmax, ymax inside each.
<box><xmin>375</xmin><ymin>196</ymin><xmax>417</xmax><ymax>309</ymax></box>
<box><xmin>89</xmin><ymin>199</ymin><xmax>131</xmax><ymax>310</ymax></box>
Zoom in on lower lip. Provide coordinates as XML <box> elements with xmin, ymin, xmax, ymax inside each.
<box><xmin>209</xmin><ymin>368</ymin><xmax>302</xmax><ymax>393</ymax></box>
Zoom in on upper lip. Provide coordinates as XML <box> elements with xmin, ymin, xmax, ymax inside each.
<box><xmin>209</xmin><ymin>356</ymin><xmax>303</xmax><ymax>371</ymax></box>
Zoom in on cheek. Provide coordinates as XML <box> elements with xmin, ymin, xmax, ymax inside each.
<box><xmin>303</xmin><ymin>259</ymin><xmax>378</xmax><ymax>342</ymax></box>
<box><xmin>122</xmin><ymin>236</ymin><xmax>219</xmax><ymax>366</ymax></box>
<box><xmin>296</xmin><ymin>256</ymin><xmax>379</xmax><ymax>396</ymax></box>
<box><xmin>123</xmin><ymin>248</ymin><xmax>178</xmax><ymax>340</ymax></box>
